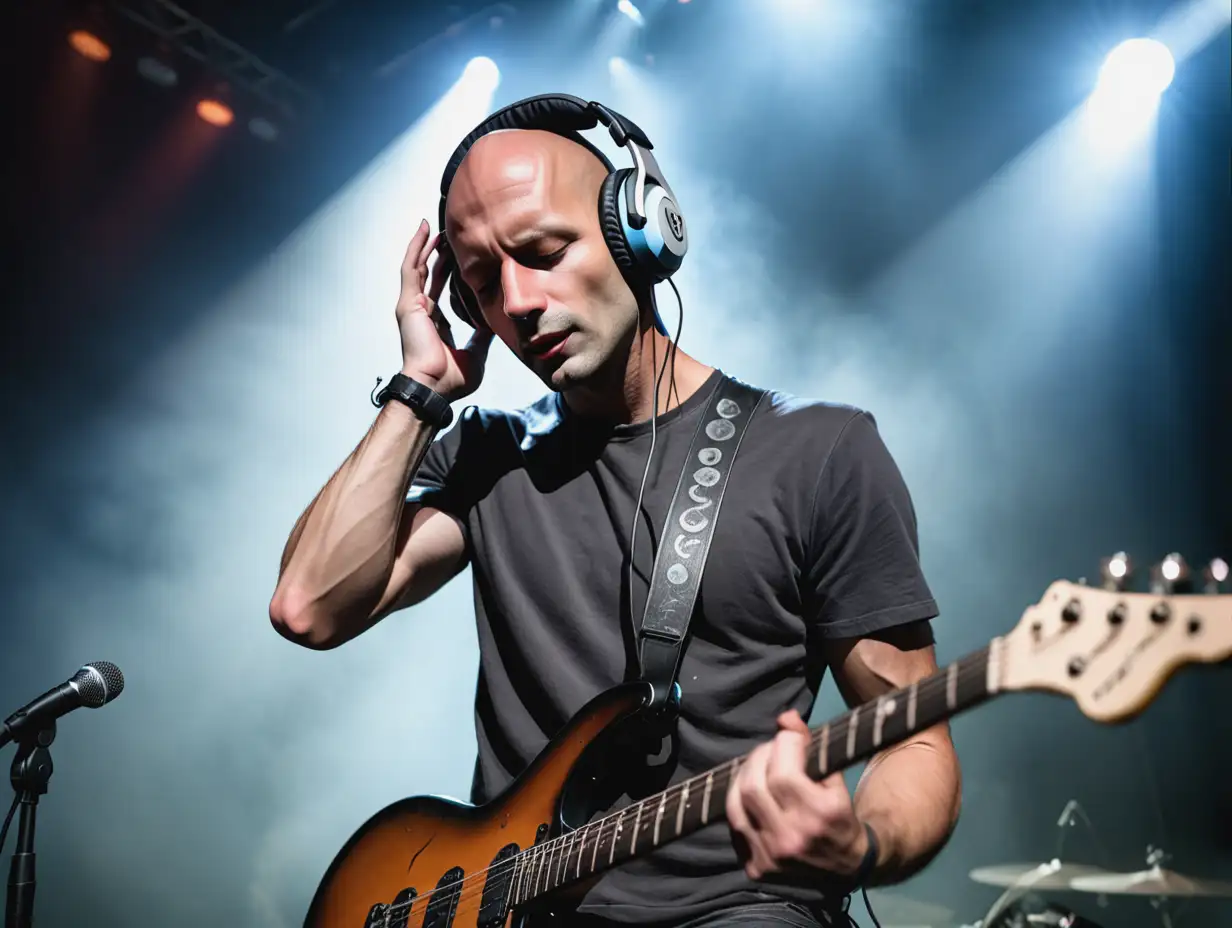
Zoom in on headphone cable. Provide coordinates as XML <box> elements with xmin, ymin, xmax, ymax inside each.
<box><xmin>626</xmin><ymin>283</ymin><xmax>684</xmax><ymax>660</ymax></box>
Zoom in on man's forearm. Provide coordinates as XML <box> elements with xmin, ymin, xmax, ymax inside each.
<box><xmin>271</xmin><ymin>401</ymin><xmax>437</xmax><ymax>640</ymax></box>
<box><xmin>852</xmin><ymin>727</ymin><xmax>961</xmax><ymax>885</ymax></box>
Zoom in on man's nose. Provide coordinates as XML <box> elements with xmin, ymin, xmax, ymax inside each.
<box><xmin>501</xmin><ymin>262</ymin><xmax>545</xmax><ymax>323</ymax></box>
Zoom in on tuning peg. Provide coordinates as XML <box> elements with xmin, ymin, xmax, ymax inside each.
<box><xmin>1150</xmin><ymin>553</ymin><xmax>1193</xmax><ymax>594</ymax></box>
<box><xmin>1204</xmin><ymin>557</ymin><xmax>1229</xmax><ymax>594</ymax></box>
<box><xmin>1099</xmin><ymin>552</ymin><xmax>1133</xmax><ymax>591</ymax></box>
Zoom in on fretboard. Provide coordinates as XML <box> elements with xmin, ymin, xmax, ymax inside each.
<box><xmin>509</xmin><ymin>644</ymin><xmax>993</xmax><ymax>906</ymax></box>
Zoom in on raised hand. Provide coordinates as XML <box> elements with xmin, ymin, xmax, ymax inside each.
<box><xmin>396</xmin><ymin>219</ymin><xmax>493</xmax><ymax>402</ymax></box>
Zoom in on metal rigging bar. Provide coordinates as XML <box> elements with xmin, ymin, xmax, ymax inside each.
<box><xmin>108</xmin><ymin>0</ymin><xmax>317</xmax><ymax>119</ymax></box>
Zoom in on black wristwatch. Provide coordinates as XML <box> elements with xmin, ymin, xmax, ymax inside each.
<box><xmin>372</xmin><ymin>373</ymin><xmax>454</xmax><ymax>429</ymax></box>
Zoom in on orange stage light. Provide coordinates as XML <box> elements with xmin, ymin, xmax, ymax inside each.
<box><xmin>69</xmin><ymin>30</ymin><xmax>111</xmax><ymax>62</ymax></box>
<box><xmin>196</xmin><ymin>99</ymin><xmax>234</xmax><ymax>127</ymax></box>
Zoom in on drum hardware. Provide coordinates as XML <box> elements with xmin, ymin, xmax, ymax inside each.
<box><xmin>969</xmin><ymin>840</ymin><xmax>1232</xmax><ymax>928</ymax></box>
<box><xmin>969</xmin><ymin>799</ymin><xmax>1115</xmax><ymax>928</ymax></box>
<box><xmin>1068</xmin><ymin>845</ymin><xmax>1232</xmax><ymax>928</ymax></box>
<box><xmin>1068</xmin><ymin>845</ymin><xmax>1232</xmax><ymax>898</ymax></box>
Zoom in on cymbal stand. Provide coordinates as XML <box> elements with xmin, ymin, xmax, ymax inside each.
<box><xmin>1144</xmin><ymin>846</ymin><xmax>1182</xmax><ymax>928</ymax></box>
<box><xmin>974</xmin><ymin>800</ymin><xmax>1110</xmax><ymax>928</ymax></box>
<box><xmin>1055</xmin><ymin>798</ymin><xmax>1111</xmax><ymax>867</ymax></box>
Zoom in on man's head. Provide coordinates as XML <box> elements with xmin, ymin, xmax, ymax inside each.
<box><xmin>443</xmin><ymin>128</ymin><xmax>648</xmax><ymax>392</ymax></box>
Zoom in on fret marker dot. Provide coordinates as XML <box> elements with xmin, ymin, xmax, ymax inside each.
<box><xmin>882</xmin><ymin>698</ymin><xmax>897</xmax><ymax>716</ymax></box>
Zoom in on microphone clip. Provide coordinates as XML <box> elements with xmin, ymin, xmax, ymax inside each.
<box><xmin>10</xmin><ymin>719</ymin><xmax>56</xmax><ymax>796</ymax></box>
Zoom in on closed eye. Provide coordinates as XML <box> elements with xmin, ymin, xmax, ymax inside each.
<box><xmin>475</xmin><ymin>245</ymin><xmax>570</xmax><ymax>298</ymax></box>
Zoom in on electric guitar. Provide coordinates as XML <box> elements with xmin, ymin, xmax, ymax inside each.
<box><xmin>304</xmin><ymin>554</ymin><xmax>1231</xmax><ymax>927</ymax></box>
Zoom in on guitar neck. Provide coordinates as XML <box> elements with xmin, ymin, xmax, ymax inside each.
<box><xmin>510</xmin><ymin>643</ymin><xmax>996</xmax><ymax>906</ymax></box>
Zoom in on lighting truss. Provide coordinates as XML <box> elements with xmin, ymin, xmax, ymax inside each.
<box><xmin>109</xmin><ymin>0</ymin><xmax>317</xmax><ymax>120</ymax></box>
<box><xmin>373</xmin><ymin>3</ymin><xmax>518</xmax><ymax>79</ymax></box>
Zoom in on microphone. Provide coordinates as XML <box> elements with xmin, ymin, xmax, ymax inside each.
<box><xmin>0</xmin><ymin>661</ymin><xmax>124</xmax><ymax>748</ymax></box>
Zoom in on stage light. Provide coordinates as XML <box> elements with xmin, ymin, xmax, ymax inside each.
<box><xmin>608</xmin><ymin>56</ymin><xmax>629</xmax><ymax>76</ymax></box>
<box><xmin>137</xmin><ymin>56</ymin><xmax>178</xmax><ymax>87</ymax></box>
<box><xmin>463</xmin><ymin>56</ymin><xmax>501</xmax><ymax>92</ymax></box>
<box><xmin>68</xmin><ymin>30</ymin><xmax>111</xmax><ymax>62</ymax></box>
<box><xmin>1094</xmin><ymin>38</ymin><xmax>1176</xmax><ymax>102</ymax></box>
<box><xmin>248</xmin><ymin>117</ymin><xmax>279</xmax><ymax>142</ymax></box>
<box><xmin>617</xmin><ymin>1</ymin><xmax>645</xmax><ymax>27</ymax></box>
<box><xmin>1084</xmin><ymin>37</ymin><xmax>1175</xmax><ymax>150</ymax></box>
<box><xmin>196</xmin><ymin>99</ymin><xmax>234</xmax><ymax>127</ymax></box>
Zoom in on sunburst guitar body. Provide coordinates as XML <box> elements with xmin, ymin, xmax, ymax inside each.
<box><xmin>305</xmin><ymin>682</ymin><xmax>651</xmax><ymax>928</ymax></box>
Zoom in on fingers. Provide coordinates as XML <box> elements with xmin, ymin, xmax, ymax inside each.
<box><xmin>764</xmin><ymin>727</ymin><xmax>812</xmax><ymax>811</ymax></box>
<box><xmin>420</xmin><ymin>231</ymin><xmax>439</xmax><ymax>269</ymax></box>
<box><xmin>400</xmin><ymin>220</ymin><xmax>428</xmax><ymax>282</ymax></box>
<box><xmin>401</xmin><ymin>220</ymin><xmax>439</xmax><ymax>293</ymax></box>
<box><xmin>729</xmin><ymin>710</ymin><xmax>858</xmax><ymax>882</ymax></box>
<box><xmin>728</xmin><ymin>744</ymin><xmax>789</xmax><ymax>879</ymax></box>
<box><xmin>778</xmin><ymin>709</ymin><xmax>810</xmax><ymax>735</ymax></box>
<box><xmin>726</xmin><ymin>756</ymin><xmax>768</xmax><ymax>878</ymax></box>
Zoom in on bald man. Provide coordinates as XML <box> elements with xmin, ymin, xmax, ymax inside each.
<box><xmin>272</xmin><ymin>122</ymin><xmax>961</xmax><ymax>926</ymax></box>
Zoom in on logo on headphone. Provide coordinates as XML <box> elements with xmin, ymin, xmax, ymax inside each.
<box><xmin>665</xmin><ymin>204</ymin><xmax>684</xmax><ymax>243</ymax></box>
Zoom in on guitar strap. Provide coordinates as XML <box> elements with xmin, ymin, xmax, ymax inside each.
<box><xmin>635</xmin><ymin>375</ymin><xmax>766</xmax><ymax>720</ymax></box>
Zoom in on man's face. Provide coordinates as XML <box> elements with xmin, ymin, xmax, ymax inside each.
<box><xmin>444</xmin><ymin>129</ymin><xmax>640</xmax><ymax>392</ymax></box>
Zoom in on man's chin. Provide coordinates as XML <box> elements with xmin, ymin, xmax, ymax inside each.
<box><xmin>538</xmin><ymin>353</ymin><xmax>591</xmax><ymax>392</ymax></box>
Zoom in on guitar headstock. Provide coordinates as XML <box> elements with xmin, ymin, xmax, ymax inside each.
<box><xmin>998</xmin><ymin>553</ymin><xmax>1231</xmax><ymax>723</ymax></box>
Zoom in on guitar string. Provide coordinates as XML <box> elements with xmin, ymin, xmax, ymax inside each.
<box><xmin>378</xmin><ymin>653</ymin><xmax>989</xmax><ymax>920</ymax></box>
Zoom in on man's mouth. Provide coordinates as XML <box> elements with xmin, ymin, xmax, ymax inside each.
<box><xmin>526</xmin><ymin>331</ymin><xmax>570</xmax><ymax>359</ymax></box>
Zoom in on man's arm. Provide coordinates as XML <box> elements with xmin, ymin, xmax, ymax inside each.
<box><xmin>269</xmin><ymin>400</ymin><xmax>467</xmax><ymax>650</ymax></box>
<box><xmin>826</xmin><ymin>621</ymin><xmax>962</xmax><ymax>884</ymax></box>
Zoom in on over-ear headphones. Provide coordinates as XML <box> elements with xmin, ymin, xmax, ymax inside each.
<box><xmin>436</xmin><ymin>93</ymin><xmax>688</xmax><ymax>334</ymax></box>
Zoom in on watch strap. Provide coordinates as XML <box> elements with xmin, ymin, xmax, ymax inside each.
<box><xmin>374</xmin><ymin>373</ymin><xmax>454</xmax><ymax>429</ymax></box>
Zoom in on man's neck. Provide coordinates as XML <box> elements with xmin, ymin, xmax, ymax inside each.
<box><xmin>563</xmin><ymin>327</ymin><xmax>714</xmax><ymax>425</ymax></box>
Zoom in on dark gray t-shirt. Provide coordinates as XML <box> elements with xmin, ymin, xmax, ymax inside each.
<box><xmin>407</xmin><ymin>369</ymin><xmax>938</xmax><ymax>925</ymax></box>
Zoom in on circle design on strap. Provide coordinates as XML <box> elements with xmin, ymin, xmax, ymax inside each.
<box><xmin>667</xmin><ymin>564</ymin><xmax>689</xmax><ymax>585</ymax></box>
<box><xmin>698</xmin><ymin>447</ymin><xmax>721</xmax><ymax>466</ymax></box>
<box><xmin>680</xmin><ymin>503</ymin><xmax>711</xmax><ymax>533</ymax></box>
<box><xmin>705</xmin><ymin>419</ymin><xmax>736</xmax><ymax>441</ymax></box>
<box><xmin>674</xmin><ymin>535</ymin><xmax>702</xmax><ymax>558</ymax></box>
<box><xmin>693</xmin><ymin>466</ymin><xmax>720</xmax><ymax>488</ymax></box>
<box><xmin>715</xmin><ymin>398</ymin><xmax>741</xmax><ymax>419</ymax></box>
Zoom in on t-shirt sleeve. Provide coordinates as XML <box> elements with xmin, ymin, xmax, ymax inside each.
<box><xmin>804</xmin><ymin>410</ymin><xmax>939</xmax><ymax>638</ymax></box>
<box><xmin>405</xmin><ymin>408</ymin><xmax>478</xmax><ymax>521</ymax></box>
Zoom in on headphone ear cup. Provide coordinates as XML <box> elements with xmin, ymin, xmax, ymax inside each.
<box><xmin>448</xmin><ymin>272</ymin><xmax>478</xmax><ymax>329</ymax></box>
<box><xmin>598</xmin><ymin>168</ymin><xmax>640</xmax><ymax>278</ymax></box>
<box><xmin>440</xmin><ymin>242</ymin><xmax>484</xmax><ymax>329</ymax></box>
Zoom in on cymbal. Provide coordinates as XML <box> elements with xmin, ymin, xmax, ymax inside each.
<box><xmin>1071</xmin><ymin>865</ymin><xmax>1232</xmax><ymax>897</ymax></box>
<box><xmin>969</xmin><ymin>860</ymin><xmax>1114</xmax><ymax>890</ymax></box>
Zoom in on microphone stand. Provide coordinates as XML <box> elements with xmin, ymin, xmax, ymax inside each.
<box><xmin>5</xmin><ymin>721</ymin><xmax>55</xmax><ymax>928</ymax></box>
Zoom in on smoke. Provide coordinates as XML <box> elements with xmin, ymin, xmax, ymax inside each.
<box><xmin>0</xmin><ymin>47</ymin><xmax>1223</xmax><ymax>928</ymax></box>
